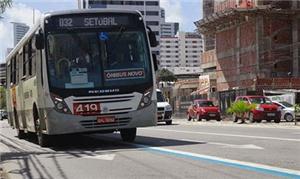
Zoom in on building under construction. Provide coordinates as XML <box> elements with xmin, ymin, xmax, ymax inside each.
<box><xmin>195</xmin><ymin>0</ymin><xmax>300</xmax><ymax>111</ymax></box>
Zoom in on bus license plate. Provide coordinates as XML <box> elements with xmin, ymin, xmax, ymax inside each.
<box><xmin>73</xmin><ymin>103</ymin><xmax>101</xmax><ymax>115</ymax></box>
<box><xmin>97</xmin><ymin>116</ymin><xmax>115</xmax><ymax>124</ymax></box>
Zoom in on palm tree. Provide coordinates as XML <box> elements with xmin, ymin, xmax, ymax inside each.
<box><xmin>0</xmin><ymin>0</ymin><xmax>12</xmax><ymax>14</ymax></box>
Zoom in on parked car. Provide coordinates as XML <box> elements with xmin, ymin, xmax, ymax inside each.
<box><xmin>0</xmin><ymin>110</ymin><xmax>7</xmax><ymax>120</ymax></box>
<box><xmin>157</xmin><ymin>89</ymin><xmax>173</xmax><ymax>125</ymax></box>
<box><xmin>272</xmin><ymin>101</ymin><xmax>295</xmax><ymax>122</ymax></box>
<box><xmin>187</xmin><ymin>99</ymin><xmax>221</xmax><ymax>121</ymax></box>
<box><xmin>234</xmin><ymin>96</ymin><xmax>281</xmax><ymax>123</ymax></box>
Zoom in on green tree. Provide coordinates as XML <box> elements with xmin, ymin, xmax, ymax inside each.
<box><xmin>157</xmin><ymin>68</ymin><xmax>177</xmax><ymax>82</ymax></box>
<box><xmin>0</xmin><ymin>0</ymin><xmax>12</xmax><ymax>13</ymax></box>
<box><xmin>227</xmin><ymin>101</ymin><xmax>256</xmax><ymax>123</ymax></box>
<box><xmin>0</xmin><ymin>86</ymin><xmax>6</xmax><ymax>109</ymax></box>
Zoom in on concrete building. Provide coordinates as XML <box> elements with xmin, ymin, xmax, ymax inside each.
<box><xmin>160</xmin><ymin>8</ymin><xmax>179</xmax><ymax>37</ymax></box>
<box><xmin>6</xmin><ymin>48</ymin><xmax>13</xmax><ymax>56</ymax></box>
<box><xmin>159</xmin><ymin>32</ymin><xmax>203</xmax><ymax>74</ymax></box>
<box><xmin>12</xmin><ymin>22</ymin><xmax>29</xmax><ymax>46</ymax></box>
<box><xmin>196</xmin><ymin>0</ymin><xmax>300</xmax><ymax>112</ymax></box>
<box><xmin>192</xmin><ymin>0</ymin><xmax>217</xmax><ymax>99</ymax></box>
<box><xmin>160</xmin><ymin>22</ymin><xmax>179</xmax><ymax>37</ymax></box>
<box><xmin>202</xmin><ymin>0</ymin><xmax>215</xmax><ymax>51</ymax></box>
<box><xmin>78</xmin><ymin>0</ymin><xmax>161</xmax><ymax>54</ymax></box>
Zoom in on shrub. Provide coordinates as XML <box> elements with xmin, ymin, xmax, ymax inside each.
<box><xmin>227</xmin><ymin>101</ymin><xmax>256</xmax><ymax>119</ymax></box>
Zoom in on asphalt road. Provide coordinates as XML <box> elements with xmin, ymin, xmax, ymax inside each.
<box><xmin>0</xmin><ymin>119</ymin><xmax>300</xmax><ymax>179</ymax></box>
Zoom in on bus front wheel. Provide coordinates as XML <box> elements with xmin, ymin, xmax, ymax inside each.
<box><xmin>17</xmin><ymin>129</ymin><xmax>26</xmax><ymax>139</ymax></box>
<box><xmin>120</xmin><ymin>128</ymin><xmax>136</xmax><ymax>142</ymax></box>
<box><xmin>34</xmin><ymin>114</ymin><xmax>51</xmax><ymax>147</ymax></box>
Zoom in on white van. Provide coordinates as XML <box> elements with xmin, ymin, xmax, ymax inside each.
<box><xmin>156</xmin><ymin>89</ymin><xmax>173</xmax><ymax>125</ymax></box>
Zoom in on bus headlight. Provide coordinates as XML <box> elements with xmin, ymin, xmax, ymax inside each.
<box><xmin>50</xmin><ymin>93</ymin><xmax>72</xmax><ymax>114</ymax></box>
<box><xmin>138</xmin><ymin>88</ymin><xmax>153</xmax><ymax>109</ymax></box>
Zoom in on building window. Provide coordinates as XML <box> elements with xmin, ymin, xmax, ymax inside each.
<box><xmin>146</xmin><ymin>11</ymin><xmax>159</xmax><ymax>16</ymax></box>
<box><xmin>125</xmin><ymin>1</ymin><xmax>144</xmax><ymax>5</ymax></box>
<box><xmin>146</xmin><ymin>21</ymin><xmax>159</xmax><ymax>26</ymax></box>
<box><xmin>146</xmin><ymin>1</ymin><xmax>159</xmax><ymax>6</ymax></box>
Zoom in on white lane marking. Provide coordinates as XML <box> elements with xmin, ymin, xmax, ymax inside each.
<box><xmin>181</xmin><ymin>139</ymin><xmax>264</xmax><ymax>150</ymax></box>
<box><xmin>135</xmin><ymin>144</ymin><xmax>300</xmax><ymax>178</ymax></box>
<box><xmin>142</xmin><ymin>128</ymin><xmax>300</xmax><ymax>142</ymax></box>
<box><xmin>83</xmin><ymin>154</ymin><xmax>115</xmax><ymax>161</ymax></box>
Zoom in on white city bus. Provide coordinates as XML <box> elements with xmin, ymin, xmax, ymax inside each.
<box><xmin>6</xmin><ymin>9</ymin><xmax>158</xmax><ymax>147</ymax></box>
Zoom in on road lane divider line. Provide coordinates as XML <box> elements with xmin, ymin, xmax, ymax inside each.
<box><xmin>142</xmin><ymin>128</ymin><xmax>300</xmax><ymax>142</ymax></box>
<box><xmin>134</xmin><ymin>143</ymin><xmax>300</xmax><ymax>178</ymax></box>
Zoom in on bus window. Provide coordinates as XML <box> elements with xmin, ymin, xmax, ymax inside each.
<box><xmin>12</xmin><ymin>56</ymin><xmax>17</xmax><ymax>85</ymax></box>
<box><xmin>7</xmin><ymin>63</ymin><xmax>11</xmax><ymax>88</ymax></box>
<box><xmin>31</xmin><ymin>38</ymin><xmax>36</xmax><ymax>76</ymax></box>
<box><xmin>24</xmin><ymin>44</ymin><xmax>29</xmax><ymax>77</ymax></box>
<box><xmin>100</xmin><ymin>31</ymin><xmax>151</xmax><ymax>86</ymax></box>
<box><xmin>47</xmin><ymin>33</ymin><xmax>102</xmax><ymax>89</ymax></box>
<box><xmin>28</xmin><ymin>39</ymin><xmax>32</xmax><ymax>76</ymax></box>
<box><xmin>22</xmin><ymin>47</ymin><xmax>26</xmax><ymax>77</ymax></box>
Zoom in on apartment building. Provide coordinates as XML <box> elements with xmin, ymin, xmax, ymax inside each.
<box><xmin>12</xmin><ymin>22</ymin><xmax>29</xmax><ymax>46</ymax></box>
<box><xmin>160</xmin><ymin>32</ymin><xmax>203</xmax><ymax>74</ymax></box>
<box><xmin>161</xmin><ymin>22</ymin><xmax>179</xmax><ymax>37</ymax></box>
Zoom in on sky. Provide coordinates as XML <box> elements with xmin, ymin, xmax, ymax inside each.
<box><xmin>0</xmin><ymin>0</ymin><xmax>202</xmax><ymax>61</ymax></box>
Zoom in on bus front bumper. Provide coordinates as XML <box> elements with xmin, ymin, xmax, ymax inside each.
<box><xmin>44</xmin><ymin>103</ymin><xmax>157</xmax><ymax>135</ymax></box>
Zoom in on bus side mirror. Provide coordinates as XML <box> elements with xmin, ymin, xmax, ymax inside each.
<box><xmin>152</xmin><ymin>54</ymin><xmax>158</xmax><ymax>71</ymax></box>
<box><xmin>146</xmin><ymin>26</ymin><xmax>158</xmax><ymax>47</ymax></box>
<box><xmin>149</xmin><ymin>31</ymin><xmax>157</xmax><ymax>47</ymax></box>
<box><xmin>35</xmin><ymin>33</ymin><xmax>44</xmax><ymax>50</ymax></box>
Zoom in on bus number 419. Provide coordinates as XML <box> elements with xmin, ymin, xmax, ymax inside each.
<box><xmin>73</xmin><ymin>103</ymin><xmax>101</xmax><ymax>115</ymax></box>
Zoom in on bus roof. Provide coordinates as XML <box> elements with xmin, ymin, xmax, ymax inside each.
<box><xmin>44</xmin><ymin>9</ymin><xmax>142</xmax><ymax>18</ymax></box>
<box><xmin>5</xmin><ymin>9</ymin><xmax>143</xmax><ymax>63</ymax></box>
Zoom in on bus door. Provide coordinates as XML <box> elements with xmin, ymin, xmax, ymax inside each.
<box><xmin>18</xmin><ymin>50</ymin><xmax>27</xmax><ymax>130</ymax></box>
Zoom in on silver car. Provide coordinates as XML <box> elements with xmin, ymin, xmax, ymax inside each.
<box><xmin>273</xmin><ymin>101</ymin><xmax>295</xmax><ymax>122</ymax></box>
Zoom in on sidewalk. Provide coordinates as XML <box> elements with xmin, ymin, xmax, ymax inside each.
<box><xmin>172</xmin><ymin>117</ymin><xmax>300</xmax><ymax>129</ymax></box>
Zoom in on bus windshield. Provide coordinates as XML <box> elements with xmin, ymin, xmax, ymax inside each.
<box><xmin>46</xmin><ymin>30</ymin><xmax>151</xmax><ymax>89</ymax></box>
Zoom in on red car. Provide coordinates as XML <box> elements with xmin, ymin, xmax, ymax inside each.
<box><xmin>234</xmin><ymin>96</ymin><xmax>281</xmax><ymax>123</ymax></box>
<box><xmin>187</xmin><ymin>99</ymin><xmax>221</xmax><ymax>121</ymax></box>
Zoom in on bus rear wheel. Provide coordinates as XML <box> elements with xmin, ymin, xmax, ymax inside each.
<box><xmin>120</xmin><ymin>128</ymin><xmax>136</xmax><ymax>142</ymax></box>
<box><xmin>14</xmin><ymin>111</ymin><xmax>26</xmax><ymax>139</ymax></box>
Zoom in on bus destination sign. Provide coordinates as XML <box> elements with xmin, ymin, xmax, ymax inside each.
<box><xmin>50</xmin><ymin>16</ymin><xmax>130</xmax><ymax>29</ymax></box>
